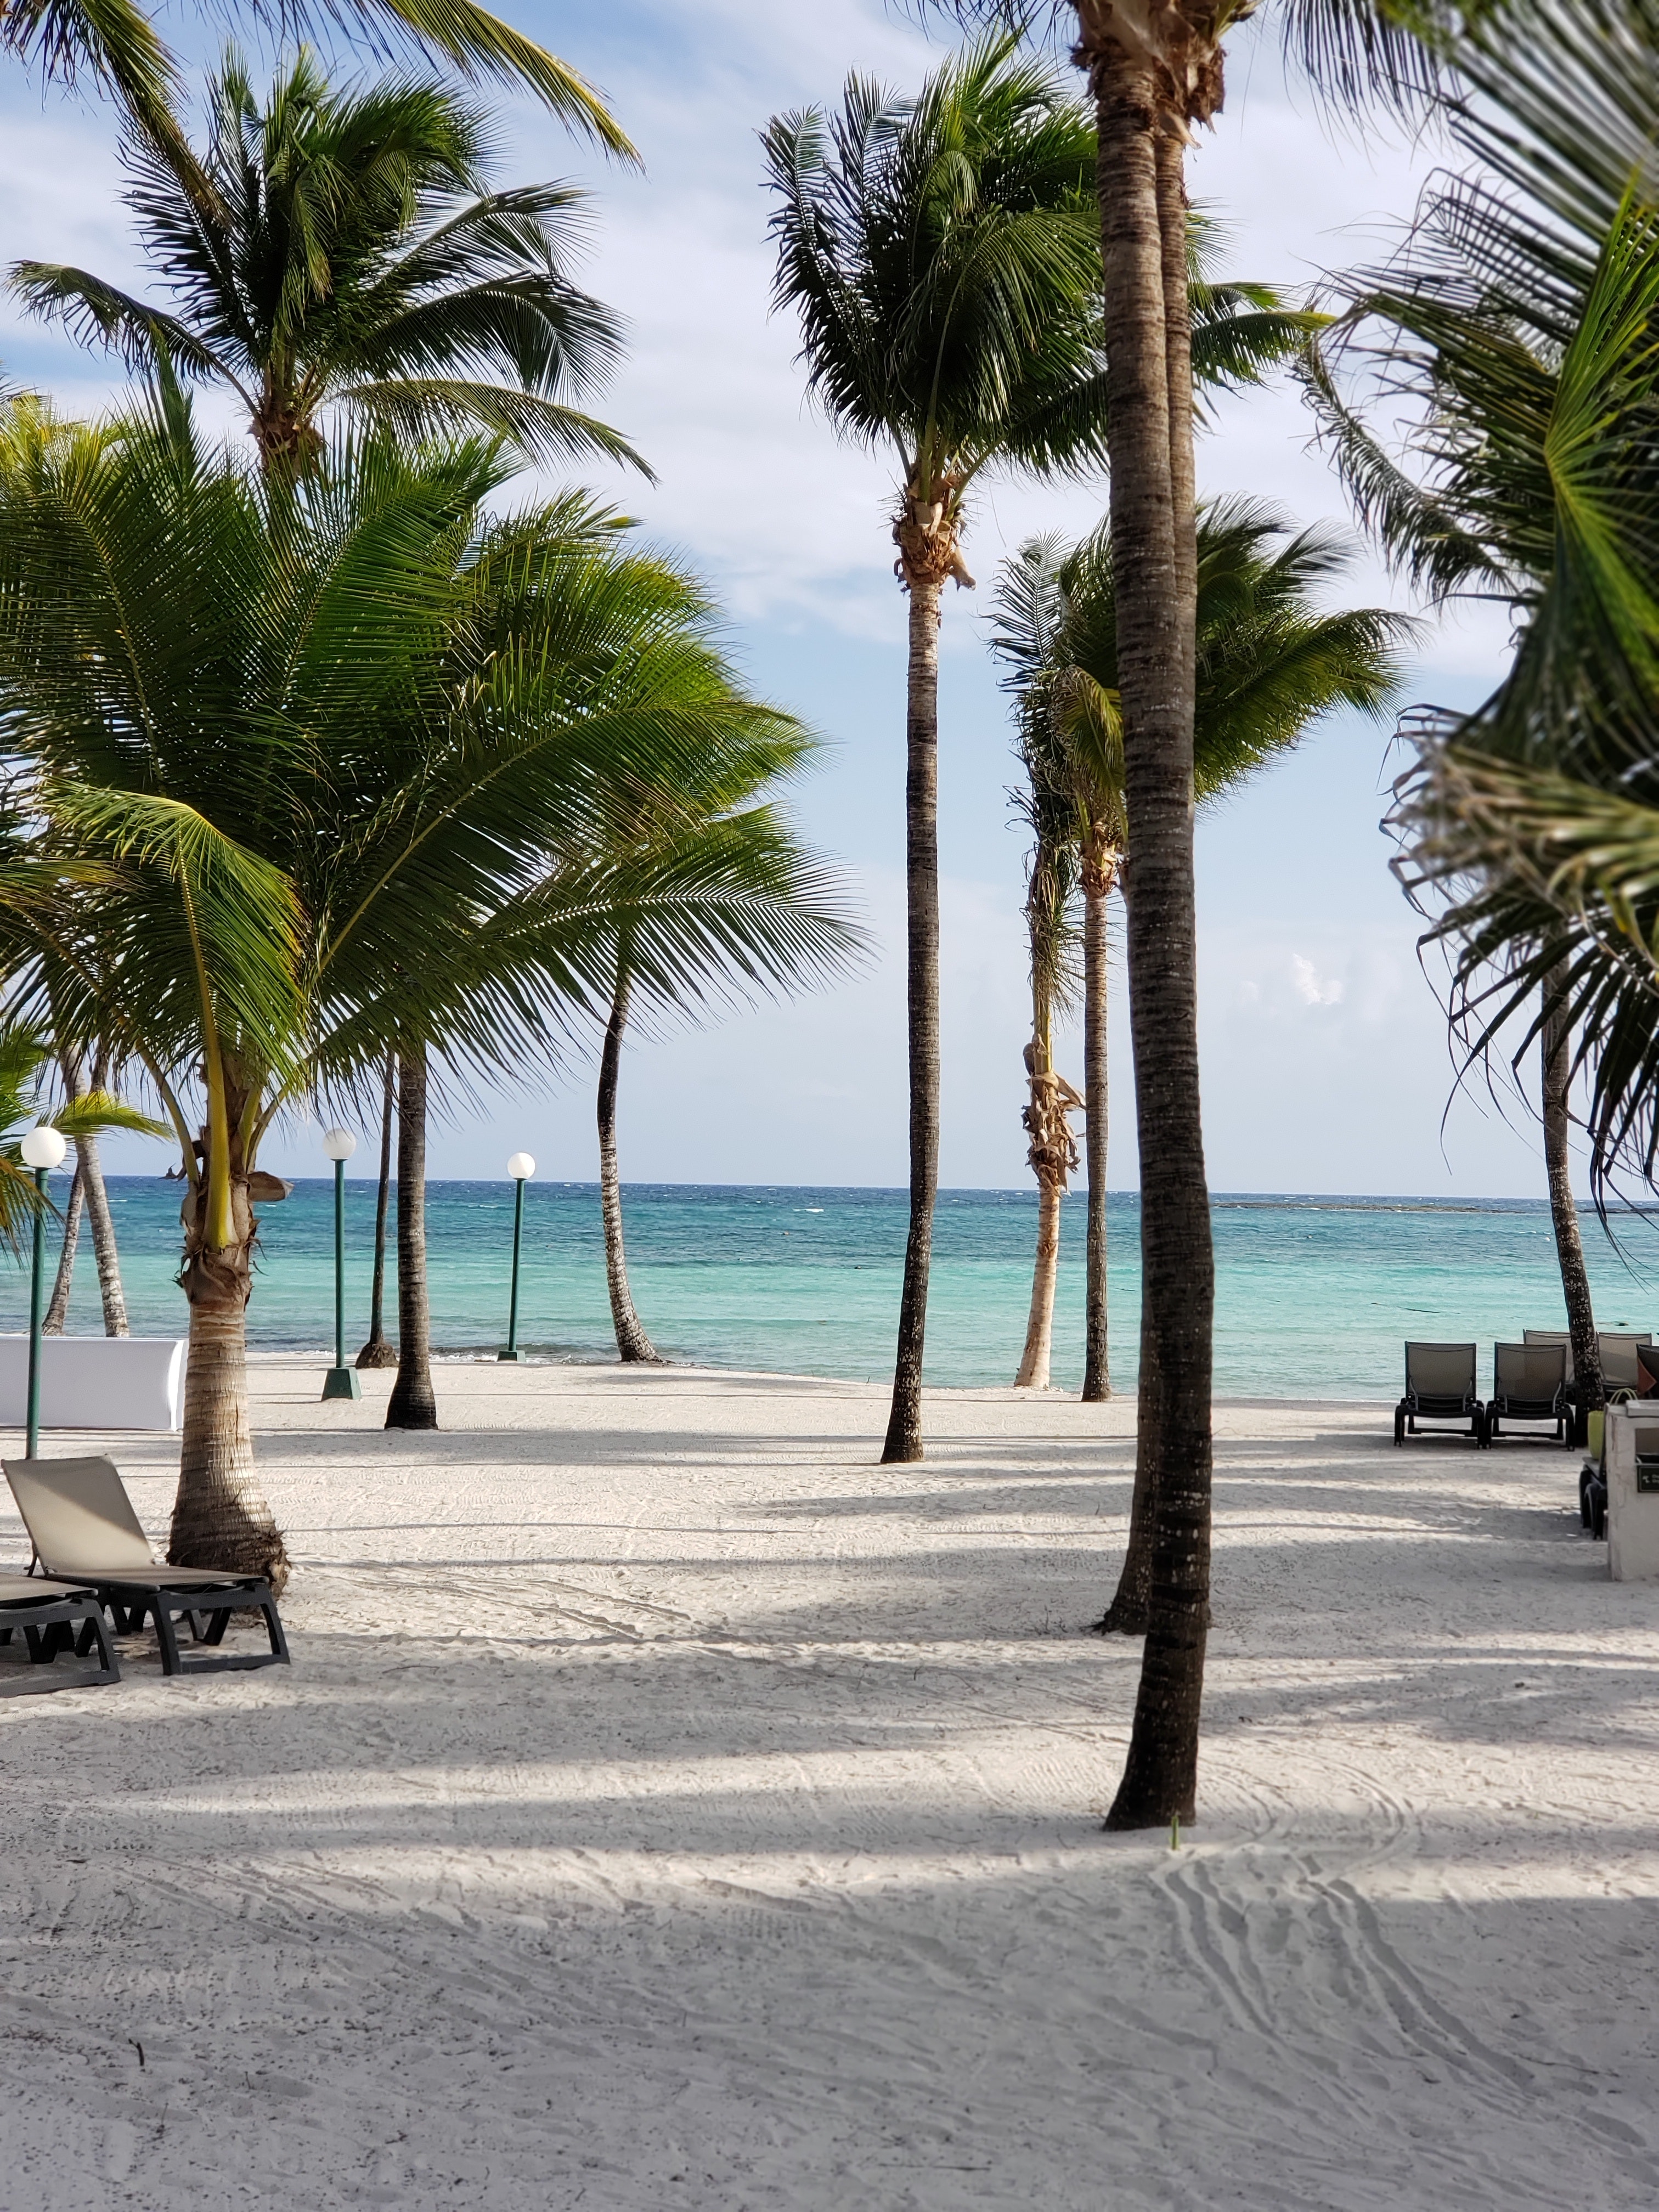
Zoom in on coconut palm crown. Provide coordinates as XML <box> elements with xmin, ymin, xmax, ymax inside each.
<box><xmin>12</xmin><ymin>50</ymin><xmax>646</xmax><ymax>475</ymax></box>
<box><xmin>991</xmin><ymin>498</ymin><xmax>1413</xmax><ymax>1402</ymax></box>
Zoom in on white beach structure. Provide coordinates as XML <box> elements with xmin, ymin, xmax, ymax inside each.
<box><xmin>0</xmin><ymin>1334</ymin><xmax>185</xmax><ymax>1431</ymax></box>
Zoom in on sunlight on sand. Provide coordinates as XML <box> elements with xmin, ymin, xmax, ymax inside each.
<box><xmin>3</xmin><ymin>1360</ymin><xmax>1657</xmax><ymax>2210</ymax></box>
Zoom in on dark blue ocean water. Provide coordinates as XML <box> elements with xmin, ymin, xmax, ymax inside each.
<box><xmin>5</xmin><ymin>1178</ymin><xmax>1656</xmax><ymax>1398</ymax></box>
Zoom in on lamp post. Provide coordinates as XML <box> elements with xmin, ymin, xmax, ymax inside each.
<box><xmin>321</xmin><ymin>1127</ymin><xmax>361</xmax><ymax>1401</ymax></box>
<box><xmin>499</xmin><ymin>1152</ymin><xmax>535</xmax><ymax>1362</ymax></box>
<box><xmin>20</xmin><ymin>1124</ymin><xmax>66</xmax><ymax>1460</ymax></box>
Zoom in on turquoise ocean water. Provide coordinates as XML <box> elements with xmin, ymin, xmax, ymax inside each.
<box><xmin>6</xmin><ymin>1178</ymin><xmax>1657</xmax><ymax>1400</ymax></box>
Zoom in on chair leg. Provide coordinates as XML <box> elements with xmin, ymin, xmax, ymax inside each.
<box><xmin>202</xmin><ymin>1609</ymin><xmax>232</xmax><ymax>1646</ymax></box>
<box><xmin>85</xmin><ymin>1607</ymin><xmax>120</xmax><ymax>1683</ymax></box>
<box><xmin>152</xmin><ymin>1605</ymin><xmax>183</xmax><ymax>1677</ymax></box>
<box><xmin>261</xmin><ymin>1601</ymin><xmax>290</xmax><ymax>1663</ymax></box>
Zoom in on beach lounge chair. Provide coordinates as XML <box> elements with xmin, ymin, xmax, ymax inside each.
<box><xmin>1395</xmin><ymin>1342</ymin><xmax>1485</xmax><ymax>1447</ymax></box>
<box><xmin>1522</xmin><ymin>1328</ymin><xmax>1574</xmax><ymax>1379</ymax></box>
<box><xmin>0</xmin><ymin>1572</ymin><xmax>120</xmax><ymax>1689</ymax></box>
<box><xmin>1523</xmin><ymin>1329</ymin><xmax>1585</xmax><ymax>1442</ymax></box>
<box><xmin>1599</xmin><ymin>1333</ymin><xmax>1654</xmax><ymax>1398</ymax></box>
<box><xmin>2</xmin><ymin>1457</ymin><xmax>289</xmax><ymax>1677</ymax></box>
<box><xmin>1486</xmin><ymin>1341</ymin><xmax>1571</xmax><ymax>1446</ymax></box>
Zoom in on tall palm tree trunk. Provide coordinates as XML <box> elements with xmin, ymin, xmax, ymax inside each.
<box><xmin>1015</xmin><ymin>1040</ymin><xmax>1080</xmax><ymax>1389</ymax></box>
<box><xmin>357</xmin><ymin>1052</ymin><xmax>398</xmax><ymax>1368</ymax></box>
<box><xmin>883</xmin><ymin>572</ymin><xmax>945</xmax><ymax>1463</ymax></box>
<box><xmin>43</xmin><ymin>1165</ymin><xmax>84</xmax><ymax>1334</ymax></box>
<box><xmin>1015</xmin><ymin>1175</ymin><xmax>1065</xmax><ymax>1387</ymax></box>
<box><xmin>386</xmin><ymin>1042</ymin><xmax>437</xmax><ymax>1429</ymax></box>
<box><xmin>599</xmin><ymin>969</ymin><xmax>665</xmax><ymax>1364</ymax></box>
<box><xmin>169</xmin><ymin>1174</ymin><xmax>290</xmax><ymax>1592</ymax></box>
<box><xmin>1081</xmin><ymin>858</ymin><xmax>1113</xmax><ymax>1401</ymax></box>
<box><xmin>1543</xmin><ymin>964</ymin><xmax>1602</xmax><ymax>1434</ymax></box>
<box><xmin>1089</xmin><ymin>44</ymin><xmax>1214</xmax><ymax>1830</ymax></box>
<box><xmin>53</xmin><ymin>1048</ymin><xmax>129</xmax><ymax>1335</ymax></box>
<box><xmin>78</xmin><ymin>1132</ymin><xmax>129</xmax><ymax>1336</ymax></box>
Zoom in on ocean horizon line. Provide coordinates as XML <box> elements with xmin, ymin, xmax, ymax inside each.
<box><xmin>103</xmin><ymin>1173</ymin><xmax>1609</xmax><ymax>1215</ymax></box>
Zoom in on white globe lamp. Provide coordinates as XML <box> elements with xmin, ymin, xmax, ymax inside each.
<box><xmin>20</xmin><ymin>1125</ymin><xmax>66</xmax><ymax>1170</ymax></box>
<box><xmin>20</xmin><ymin>1125</ymin><xmax>66</xmax><ymax>1458</ymax></box>
<box><xmin>500</xmin><ymin>1154</ymin><xmax>535</xmax><ymax>1359</ymax></box>
<box><xmin>320</xmin><ymin>1126</ymin><xmax>361</xmax><ymax>1402</ymax></box>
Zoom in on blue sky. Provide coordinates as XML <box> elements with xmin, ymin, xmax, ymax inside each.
<box><xmin>0</xmin><ymin>0</ymin><xmax>1567</xmax><ymax>1194</ymax></box>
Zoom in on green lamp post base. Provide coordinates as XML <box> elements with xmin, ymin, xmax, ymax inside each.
<box><xmin>497</xmin><ymin>1347</ymin><xmax>526</xmax><ymax>1363</ymax></box>
<box><xmin>321</xmin><ymin>1366</ymin><xmax>362</xmax><ymax>1401</ymax></box>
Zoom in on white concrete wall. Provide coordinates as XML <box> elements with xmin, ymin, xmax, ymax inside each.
<box><xmin>0</xmin><ymin>1336</ymin><xmax>185</xmax><ymax>1432</ymax></box>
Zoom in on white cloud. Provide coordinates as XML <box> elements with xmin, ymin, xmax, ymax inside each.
<box><xmin>1290</xmin><ymin>953</ymin><xmax>1345</xmax><ymax>1008</ymax></box>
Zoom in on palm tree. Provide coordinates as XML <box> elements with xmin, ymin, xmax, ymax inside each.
<box><xmin>0</xmin><ymin>399</ymin><xmax>807</xmax><ymax>1570</ymax></box>
<box><xmin>591</xmin><ymin>804</ymin><xmax>863</xmax><ymax>1366</ymax></box>
<box><xmin>0</xmin><ymin>1018</ymin><xmax>162</xmax><ymax>1254</ymax></box>
<box><xmin>1</xmin><ymin>0</ymin><xmax>633</xmax><ymax>173</ymax></box>
<box><xmin>13</xmin><ymin>50</ymin><xmax>645</xmax><ymax>477</ymax></box>
<box><xmin>1008</xmin><ymin>761</ymin><xmax>1084</xmax><ymax>1391</ymax></box>
<box><xmin>765</xmin><ymin>35</ymin><xmax>1116</xmax><ymax>1463</ymax></box>
<box><xmin>42</xmin><ymin>1043</ymin><xmax>131</xmax><ymax>1336</ymax></box>
<box><xmin>918</xmin><ymin>0</ymin><xmax>1474</xmax><ymax>1826</ymax></box>
<box><xmin>996</xmin><ymin>499</ymin><xmax>1410</xmax><ymax>1599</ymax></box>
<box><xmin>291</xmin><ymin>490</ymin><xmax>849</xmax><ymax>1431</ymax></box>
<box><xmin>356</xmin><ymin>1053</ymin><xmax>398</xmax><ymax>1368</ymax></box>
<box><xmin>1310</xmin><ymin>0</ymin><xmax>1659</xmax><ymax>1431</ymax></box>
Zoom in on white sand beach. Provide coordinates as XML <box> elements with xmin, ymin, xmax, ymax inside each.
<box><xmin>3</xmin><ymin>1361</ymin><xmax>1658</xmax><ymax>2210</ymax></box>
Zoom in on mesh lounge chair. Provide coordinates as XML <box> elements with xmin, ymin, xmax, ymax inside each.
<box><xmin>1523</xmin><ymin>1329</ymin><xmax>1585</xmax><ymax>1443</ymax></box>
<box><xmin>2</xmin><ymin>1457</ymin><xmax>288</xmax><ymax>1677</ymax></box>
<box><xmin>1599</xmin><ymin>1333</ymin><xmax>1654</xmax><ymax>1398</ymax></box>
<box><xmin>1395</xmin><ymin>1342</ymin><xmax>1485</xmax><ymax>1447</ymax></box>
<box><xmin>1522</xmin><ymin>1328</ymin><xmax>1574</xmax><ymax>1381</ymax></box>
<box><xmin>1487</xmin><ymin>1341</ymin><xmax>1571</xmax><ymax>1445</ymax></box>
<box><xmin>0</xmin><ymin>1572</ymin><xmax>120</xmax><ymax>1689</ymax></box>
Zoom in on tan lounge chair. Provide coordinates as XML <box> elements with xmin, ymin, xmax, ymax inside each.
<box><xmin>3</xmin><ymin>1457</ymin><xmax>289</xmax><ymax>1677</ymax></box>
<box><xmin>0</xmin><ymin>1571</ymin><xmax>120</xmax><ymax>1689</ymax></box>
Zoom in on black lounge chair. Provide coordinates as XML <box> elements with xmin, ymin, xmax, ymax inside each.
<box><xmin>0</xmin><ymin>1571</ymin><xmax>120</xmax><ymax>1690</ymax></box>
<box><xmin>1395</xmin><ymin>1341</ymin><xmax>1485</xmax><ymax>1447</ymax></box>
<box><xmin>3</xmin><ymin>1456</ymin><xmax>289</xmax><ymax>1677</ymax></box>
<box><xmin>1487</xmin><ymin>1341</ymin><xmax>1572</xmax><ymax>1446</ymax></box>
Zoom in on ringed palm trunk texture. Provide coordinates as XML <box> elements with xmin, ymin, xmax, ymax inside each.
<box><xmin>358</xmin><ymin>1052</ymin><xmax>398</xmax><ymax>1369</ymax></box>
<box><xmin>1087</xmin><ymin>31</ymin><xmax>1215</xmax><ymax>1828</ymax></box>
<box><xmin>55</xmin><ymin>1051</ymin><xmax>129</xmax><ymax>1334</ymax></box>
<box><xmin>599</xmin><ymin>971</ymin><xmax>665</xmax><ymax>1364</ymax></box>
<box><xmin>882</xmin><ymin>569</ymin><xmax>945</xmax><ymax>1464</ymax></box>
<box><xmin>78</xmin><ymin>1132</ymin><xmax>129</xmax><ymax>1335</ymax></box>
<box><xmin>387</xmin><ymin>1043</ymin><xmax>438</xmax><ymax>1429</ymax></box>
<box><xmin>1081</xmin><ymin>856</ymin><xmax>1114</xmax><ymax>1401</ymax></box>
<box><xmin>1543</xmin><ymin>966</ymin><xmax>1602</xmax><ymax>1431</ymax></box>
<box><xmin>1015</xmin><ymin>1052</ymin><xmax>1081</xmax><ymax>1390</ymax></box>
<box><xmin>43</xmin><ymin>1164</ymin><xmax>83</xmax><ymax>1334</ymax></box>
<box><xmin>1015</xmin><ymin>1170</ymin><xmax>1065</xmax><ymax>1388</ymax></box>
<box><xmin>170</xmin><ymin>1170</ymin><xmax>291</xmax><ymax>1593</ymax></box>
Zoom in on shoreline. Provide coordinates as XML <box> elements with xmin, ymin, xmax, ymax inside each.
<box><xmin>239</xmin><ymin>1345</ymin><xmax>1401</xmax><ymax>1409</ymax></box>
